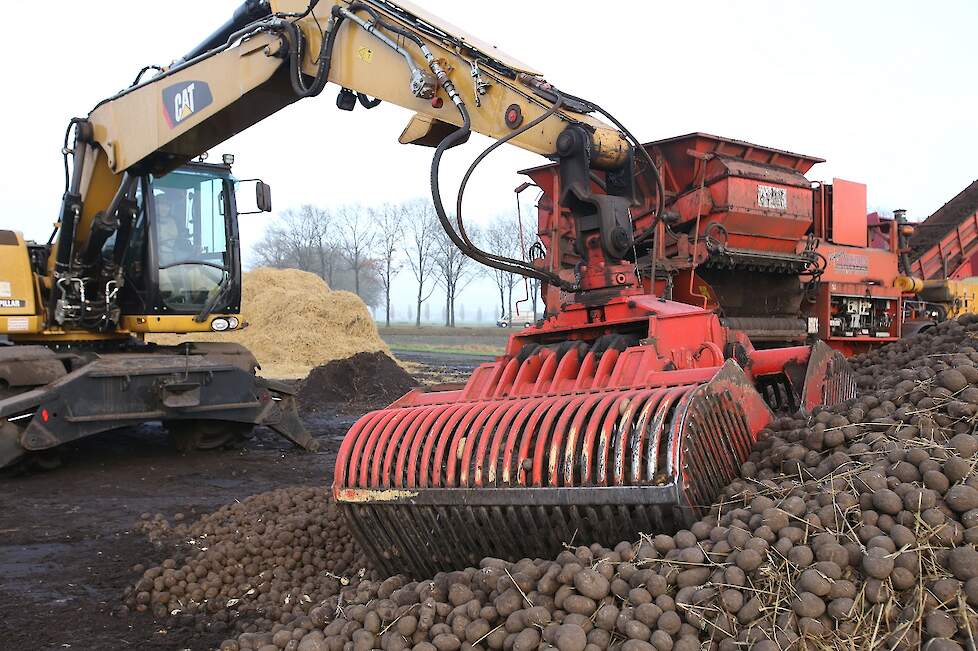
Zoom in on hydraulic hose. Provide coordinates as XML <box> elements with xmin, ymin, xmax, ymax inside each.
<box><xmin>428</xmin><ymin>99</ymin><xmax>570</xmax><ymax>289</ymax></box>
<box><xmin>281</xmin><ymin>11</ymin><xmax>338</xmax><ymax>99</ymax></box>
<box><xmin>576</xmin><ymin>100</ymin><xmax>665</xmax><ymax>245</ymax></box>
<box><xmin>453</xmin><ymin>94</ymin><xmax>566</xmax><ymax>276</ymax></box>
<box><xmin>342</xmin><ymin>2</ymin><xmax>569</xmax><ymax>288</ymax></box>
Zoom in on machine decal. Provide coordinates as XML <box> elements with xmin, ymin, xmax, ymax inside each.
<box><xmin>0</xmin><ymin>299</ymin><xmax>25</xmax><ymax>308</ymax></box>
<box><xmin>357</xmin><ymin>46</ymin><xmax>374</xmax><ymax>63</ymax></box>
<box><xmin>162</xmin><ymin>81</ymin><xmax>213</xmax><ymax>128</ymax></box>
<box><xmin>0</xmin><ymin>281</ymin><xmax>10</xmax><ymax>297</ymax></box>
<box><xmin>757</xmin><ymin>185</ymin><xmax>787</xmax><ymax>210</ymax></box>
<box><xmin>828</xmin><ymin>251</ymin><xmax>869</xmax><ymax>275</ymax></box>
<box><xmin>6</xmin><ymin>317</ymin><xmax>28</xmax><ymax>331</ymax></box>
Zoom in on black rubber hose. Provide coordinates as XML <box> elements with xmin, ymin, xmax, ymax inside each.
<box><xmin>453</xmin><ymin>94</ymin><xmax>565</xmax><ymax>275</ymax></box>
<box><xmin>349</xmin><ymin>2</ymin><xmax>425</xmax><ymax>49</ymax></box>
<box><xmin>357</xmin><ymin>93</ymin><xmax>381</xmax><ymax>108</ymax></box>
<box><xmin>129</xmin><ymin>65</ymin><xmax>164</xmax><ymax>88</ymax></box>
<box><xmin>283</xmin><ymin>9</ymin><xmax>338</xmax><ymax>99</ymax></box>
<box><xmin>581</xmin><ymin>103</ymin><xmax>665</xmax><ymax>244</ymax></box>
<box><xmin>275</xmin><ymin>0</ymin><xmax>319</xmax><ymax>19</ymax></box>
<box><xmin>343</xmin><ymin>1</ymin><xmax>570</xmax><ymax>287</ymax></box>
<box><xmin>428</xmin><ymin>102</ymin><xmax>568</xmax><ymax>289</ymax></box>
<box><xmin>61</xmin><ymin>118</ymin><xmax>87</xmax><ymax>195</ymax></box>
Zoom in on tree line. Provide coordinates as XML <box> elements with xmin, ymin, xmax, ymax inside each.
<box><xmin>252</xmin><ymin>199</ymin><xmax>541</xmax><ymax>327</ymax></box>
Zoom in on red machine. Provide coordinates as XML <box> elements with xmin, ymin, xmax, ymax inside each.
<box><xmin>523</xmin><ymin>133</ymin><xmax>904</xmax><ymax>356</ymax></box>
<box><xmin>897</xmin><ymin>179</ymin><xmax>978</xmax><ymax>328</ymax></box>
<box><xmin>334</xmin><ymin>132</ymin><xmax>859</xmax><ymax>578</ymax></box>
<box><xmin>908</xmin><ymin>179</ymin><xmax>978</xmax><ymax>281</ymax></box>
<box><xmin>335</xmin><ymin>296</ymin><xmax>851</xmax><ymax>577</ymax></box>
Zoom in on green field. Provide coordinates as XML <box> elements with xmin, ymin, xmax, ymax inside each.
<box><xmin>378</xmin><ymin>325</ymin><xmax>508</xmax><ymax>356</ymax></box>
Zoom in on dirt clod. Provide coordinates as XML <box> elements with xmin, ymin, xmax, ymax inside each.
<box><xmin>298</xmin><ymin>351</ymin><xmax>418</xmax><ymax>410</ymax></box>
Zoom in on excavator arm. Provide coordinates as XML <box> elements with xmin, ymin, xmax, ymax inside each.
<box><xmin>55</xmin><ymin>0</ymin><xmax>658</xmax><ymax>331</ymax></box>
<box><xmin>88</xmin><ymin>0</ymin><xmax>631</xmax><ymax>175</ymax></box>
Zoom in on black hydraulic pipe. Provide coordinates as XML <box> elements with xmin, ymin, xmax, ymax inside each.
<box><xmin>78</xmin><ymin>173</ymin><xmax>131</xmax><ymax>270</ymax></box>
<box><xmin>54</xmin><ymin>123</ymin><xmax>91</xmax><ymax>274</ymax></box>
<box><xmin>178</xmin><ymin>0</ymin><xmax>272</xmax><ymax>63</ymax></box>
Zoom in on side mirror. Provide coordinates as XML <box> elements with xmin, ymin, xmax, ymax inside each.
<box><xmin>235</xmin><ymin>179</ymin><xmax>272</xmax><ymax>214</ymax></box>
<box><xmin>256</xmin><ymin>181</ymin><xmax>272</xmax><ymax>212</ymax></box>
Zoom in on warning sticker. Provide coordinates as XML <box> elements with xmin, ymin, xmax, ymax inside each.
<box><xmin>357</xmin><ymin>46</ymin><xmax>373</xmax><ymax>63</ymax></box>
<box><xmin>0</xmin><ymin>281</ymin><xmax>10</xmax><ymax>298</ymax></box>
<box><xmin>757</xmin><ymin>185</ymin><xmax>787</xmax><ymax>210</ymax></box>
<box><xmin>6</xmin><ymin>317</ymin><xmax>29</xmax><ymax>331</ymax></box>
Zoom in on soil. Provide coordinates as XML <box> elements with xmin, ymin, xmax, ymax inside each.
<box><xmin>151</xmin><ymin>268</ymin><xmax>389</xmax><ymax>378</ymax></box>
<box><xmin>297</xmin><ymin>351</ymin><xmax>419</xmax><ymax>411</ymax></box>
<box><xmin>0</xmin><ymin>353</ymin><xmax>476</xmax><ymax>651</ymax></box>
<box><xmin>0</xmin><ymin>413</ymin><xmax>356</xmax><ymax>651</ymax></box>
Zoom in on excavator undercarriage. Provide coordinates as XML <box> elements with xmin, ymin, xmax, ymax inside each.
<box><xmin>0</xmin><ymin>341</ymin><xmax>315</xmax><ymax>469</ymax></box>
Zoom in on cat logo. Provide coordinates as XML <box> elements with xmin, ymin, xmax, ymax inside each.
<box><xmin>162</xmin><ymin>80</ymin><xmax>214</xmax><ymax>128</ymax></box>
<box><xmin>0</xmin><ymin>299</ymin><xmax>25</xmax><ymax>308</ymax></box>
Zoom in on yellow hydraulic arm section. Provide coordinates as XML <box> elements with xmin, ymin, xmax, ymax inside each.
<box><xmin>50</xmin><ymin>0</ymin><xmax>661</xmax><ymax>335</ymax></box>
<box><xmin>87</xmin><ymin>0</ymin><xmax>630</xmax><ymax>178</ymax></box>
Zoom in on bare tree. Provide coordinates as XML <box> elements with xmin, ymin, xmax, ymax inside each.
<box><xmin>251</xmin><ymin>203</ymin><xmax>381</xmax><ymax>306</ymax></box>
<box><xmin>253</xmin><ymin>224</ymin><xmax>292</xmax><ymax>268</ymax></box>
<box><xmin>336</xmin><ymin>204</ymin><xmax>378</xmax><ymax>298</ymax></box>
<box><xmin>254</xmin><ymin>205</ymin><xmax>332</xmax><ymax>280</ymax></box>
<box><xmin>484</xmin><ymin>214</ymin><xmax>523</xmax><ymax>319</ymax></box>
<box><xmin>372</xmin><ymin>203</ymin><xmax>405</xmax><ymax>327</ymax></box>
<box><xmin>403</xmin><ymin>200</ymin><xmax>440</xmax><ymax>327</ymax></box>
<box><xmin>308</xmin><ymin>205</ymin><xmax>336</xmax><ymax>285</ymax></box>
<box><xmin>281</xmin><ymin>205</ymin><xmax>321</xmax><ymax>272</ymax></box>
<box><xmin>433</xmin><ymin>224</ymin><xmax>480</xmax><ymax>327</ymax></box>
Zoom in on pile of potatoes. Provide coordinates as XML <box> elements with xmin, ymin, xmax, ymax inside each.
<box><xmin>123</xmin><ymin>486</ymin><xmax>372</xmax><ymax>637</ymax></box>
<box><xmin>215</xmin><ymin>315</ymin><xmax>978</xmax><ymax>651</ymax></box>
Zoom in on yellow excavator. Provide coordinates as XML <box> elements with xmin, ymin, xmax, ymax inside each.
<box><xmin>2</xmin><ymin>0</ymin><xmax>856</xmax><ymax>569</ymax></box>
<box><xmin>0</xmin><ymin>0</ymin><xmax>636</xmax><ymax>468</ymax></box>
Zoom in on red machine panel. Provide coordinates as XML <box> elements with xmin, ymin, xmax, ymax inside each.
<box><xmin>816</xmin><ymin>241</ymin><xmax>899</xmax><ymax>285</ymax></box>
<box><xmin>829</xmin><ymin>178</ymin><xmax>868</xmax><ymax>247</ymax></box>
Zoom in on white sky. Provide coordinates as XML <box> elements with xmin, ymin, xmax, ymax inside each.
<box><xmin>1</xmin><ymin>1</ymin><xmax>976</xmax><ymax>323</ymax></box>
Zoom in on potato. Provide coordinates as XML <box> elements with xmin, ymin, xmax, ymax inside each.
<box><xmin>573</xmin><ymin>569</ymin><xmax>610</xmax><ymax>601</ymax></box>
<box><xmin>797</xmin><ymin>569</ymin><xmax>830</xmax><ymax>597</ymax></box>
<box><xmin>554</xmin><ymin>624</ymin><xmax>587</xmax><ymax>651</ymax></box>
<box><xmin>791</xmin><ymin>592</ymin><xmax>826</xmax><ymax>619</ymax></box>
<box><xmin>861</xmin><ymin>547</ymin><xmax>895</xmax><ymax>580</ymax></box>
<box><xmin>938</xmin><ymin>369</ymin><xmax>968</xmax><ymax>393</ymax></box>
<box><xmin>926</xmin><ymin>610</ymin><xmax>957</xmax><ymax>639</ymax></box>
<box><xmin>431</xmin><ymin>633</ymin><xmax>461</xmax><ymax>651</ymax></box>
<box><xmin>948</xmin><ymin>545</ymin><xmax>978</xmax><ymax>581</ymax></box>
<box><xmin>656</xmin><ymin>611</ymin><xmax>682</xmax><ymax>635</ymax></box>
<box><xmin>946</xmin><ymin>485</ymin><xmax>978</xmax><ymax>513</ymax></box>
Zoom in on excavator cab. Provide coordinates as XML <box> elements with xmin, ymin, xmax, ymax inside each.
<box><xmin>0</xmin><ymin>159</ymin><xmax>313</xmax><ymax>469</ymax></box>
<box><xmin>124</xmin><ymin>161</ymin><xmax>244</xmax><ymax>320</ymax></box>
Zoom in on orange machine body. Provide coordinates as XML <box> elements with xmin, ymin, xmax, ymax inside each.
<box><xmin>523</xmin><ymin>132</ymin><xmax>904</xmax><ymax>355</ymax></box>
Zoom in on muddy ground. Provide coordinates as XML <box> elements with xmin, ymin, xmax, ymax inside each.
<box><xmin>0</xmin><ymin>354</ymin><xmax>478</xmax><ymax>651</ymax></box>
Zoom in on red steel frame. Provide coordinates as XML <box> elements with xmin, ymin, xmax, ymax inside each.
<box><xmin>911</xmin><ymin>210</ymin><xmax>978</xmax><ymax>280</ymax></box>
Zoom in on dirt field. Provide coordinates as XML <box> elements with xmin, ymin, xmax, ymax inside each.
<box><xmin>0</xmin><ymin>355</ymin><xmax>478</xmax><ymax>651</ymax></box>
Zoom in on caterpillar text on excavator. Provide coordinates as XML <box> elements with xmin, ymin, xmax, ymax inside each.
<box><xmin>1</xmin><ymin>0</ymin><xmax>856</xmax><ymax>574</ymax></box>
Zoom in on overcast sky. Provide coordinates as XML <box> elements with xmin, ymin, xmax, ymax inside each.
<box><xmin>2</xmin><ymin>1</ymin><xmax>976</xmax><ymax>323</ymax></box>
